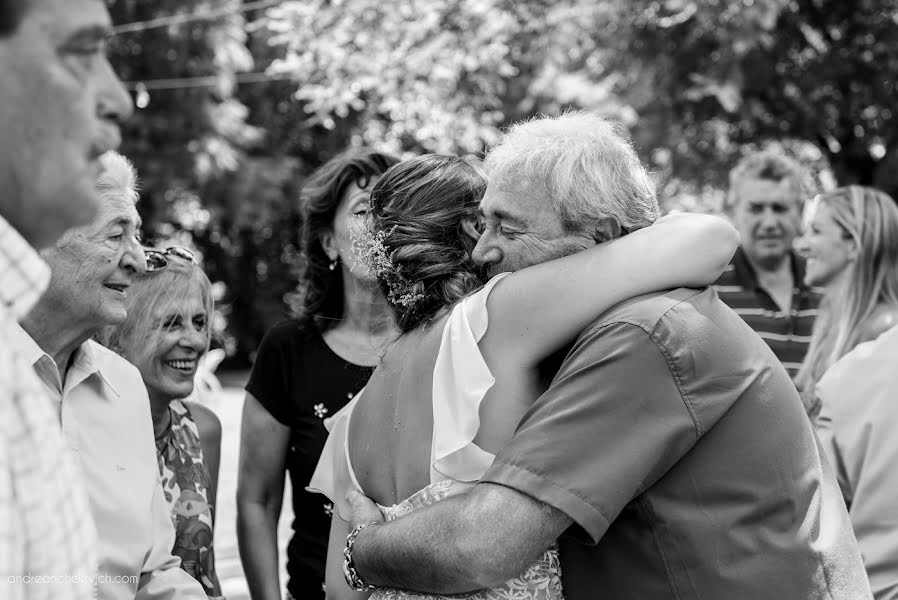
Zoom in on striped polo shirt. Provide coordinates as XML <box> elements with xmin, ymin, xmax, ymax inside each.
<box><xmin>712</xmin><ymin>247</ymin><xmax>821</xmax><ymax>379</ymax></box>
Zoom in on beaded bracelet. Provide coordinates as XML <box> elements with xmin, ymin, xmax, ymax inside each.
<box><xmin>343</xmin><ymin>522</ymin><xmax>378</xmax><ymax>592</ymax></box>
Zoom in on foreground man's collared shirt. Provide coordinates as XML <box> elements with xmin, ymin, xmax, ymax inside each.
<box><xmin>817</xmin><ymin>325</ymin><xmax>898</xmax><ymax>600</ymax></box>
<box><xmin>0</xmin><ymin>215</ymin><xmax>97</xmax><ymax>600</ymax></box>
<box><xmin>8</xmin><ymin>324</ymin><xmax>207</xmax><ymax>600</ymax></box>
<box><xmin>483</xmin><ymin>287</ymin><xmax>871</xmax><ymax>599</ymax></box>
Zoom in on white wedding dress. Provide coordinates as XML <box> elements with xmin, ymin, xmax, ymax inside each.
<box><xmin>309</xmin><ymin>274</ymin><xmax>564</xmax><ymax>600</ymax></box>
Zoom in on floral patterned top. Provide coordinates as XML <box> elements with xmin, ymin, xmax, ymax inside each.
<box><xmin>156</xmin><ymin>399</ymin><xmax>222</xmax><ymax>598</ymax></box>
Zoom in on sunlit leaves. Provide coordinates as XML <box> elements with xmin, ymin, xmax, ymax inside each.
<box><xmin>266</xmin><ymin>0</ymin><xmax>555</xmax><ymax>153</ymax></box>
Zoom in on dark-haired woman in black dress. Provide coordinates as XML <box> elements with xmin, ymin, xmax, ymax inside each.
<box><xmin>237</xmin><ymin>148</ymin><xmax>401</xmax><ymax>600</ymax></box>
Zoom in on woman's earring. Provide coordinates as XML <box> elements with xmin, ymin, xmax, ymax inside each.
<box><xmin>328</xmin><ymin>257</ymin><xmax>338</xmax><ymax>271</ymax></box>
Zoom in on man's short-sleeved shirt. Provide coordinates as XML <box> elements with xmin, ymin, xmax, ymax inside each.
<box><xmin>482</xmin><ymin>287</ymin><xmax>870</xmax><ymax>599</ymax></box>
<box><xmin>713</xmin><ymin>247</ymin><xmax>821</xmax><ymax>378</ymax></box>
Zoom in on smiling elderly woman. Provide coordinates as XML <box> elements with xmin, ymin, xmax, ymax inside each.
<box><xmin>98</xmin><ymin>243</ymin><xmax>223</xmax><ymax>599</ymax></box>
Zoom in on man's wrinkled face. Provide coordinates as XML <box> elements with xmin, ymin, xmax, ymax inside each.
<box><xmin>469</xmin><ymin>181</ymin><xmax>595</xmax><ymax>277</ymax></box>
<box><xmin>0</xmin><ymin>0</ymin><xmax>133</xmax><ymax>249</ymax></box>
<box><xmin>42</xmin><ymin>194</ymin><xmax>146</xmax><ymax>330</ymax></box>
<box><xmin>732</xmin><ymin>178</ymin><xmax>803</xmax><ymax>270</ymax></box>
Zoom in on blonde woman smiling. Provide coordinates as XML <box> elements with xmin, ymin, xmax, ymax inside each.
<box><xmin>99</xmin><ymin>246</ymin><xmax>223</xmax><ymax>598</ymax></box>
<box><xmin>794</xmin><ymin>185</ymin><xmax>898</xmax><ymax>404</ymax></box>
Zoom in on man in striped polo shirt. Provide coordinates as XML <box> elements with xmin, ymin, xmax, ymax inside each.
<box><xmin>713</xmin><ymin>151</ymin><xmax>822</xmax><ymax>382</ymax></box>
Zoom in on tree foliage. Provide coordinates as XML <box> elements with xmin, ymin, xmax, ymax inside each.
<box><xmin>107</xmin><ymin>0</ymin><xmax>288</xmax><ymax>363</ymax></box>
<box><xmin>265</xmin><ymin>0</ymin><xmax>559</xmax><ymax>154</ymax></box>
<box><xmin>578</xmin><ymin>0</ymin><xmax>898</xmax><ymax>201</ymax></box>
<box><xmin>268</xmin><ymin>0</ymin><xmax>898</xmax><ymax>200</ymax></box>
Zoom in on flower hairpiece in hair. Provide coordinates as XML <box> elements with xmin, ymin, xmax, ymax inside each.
<box><xmin>349</xmin><ymin>224</ymin><xmax>425</xmax><ymax>308</ymax></box>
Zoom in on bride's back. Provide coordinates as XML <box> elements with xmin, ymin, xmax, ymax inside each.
<box><xmin>348</xmin><ymin>311</ymin><xmax>452</xmax><ymax>506</ymax></box>
<box><xmin>344</xmin><ymin>154</ymin><xmax>501</xmax><ymax>507</ymax></box>
<box><xmin>347</xmin><ymin>280</ymin><xmax>548</xmax><ymax>508</ymax></box>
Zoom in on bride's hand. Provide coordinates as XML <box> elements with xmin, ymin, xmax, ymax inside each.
<box><xmin>346</xmin><ymin>490</ymin><xmax>385</xmax><ymax>530</ymax></box>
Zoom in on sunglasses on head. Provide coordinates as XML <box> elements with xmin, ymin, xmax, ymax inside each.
<box><xmin>144</xmin><ymin>246</ymin><xmax>197</xmax><ymax>272</ymax></box>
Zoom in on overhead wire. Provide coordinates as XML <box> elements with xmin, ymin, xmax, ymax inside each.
<box><xmin>116</xmin><ymin>1</ymin><xmax>292</xmax><ymax>95</ymax></box>
<box><xmin>124</xmin><ymin>71</ymin><xmax>294</xmax><ymax>92</ymax></box>
<box><xmin>112</xmin><ymin>0</ymin><xmax>282</xmax><ymax>35</ymax></box>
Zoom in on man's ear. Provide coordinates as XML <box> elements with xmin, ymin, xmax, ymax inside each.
<box><xmin>593</xmin><ymin>217</ymin><xmax>622</xmax><ymax>243</ymax></box>
<box><xmin>461</xmin><ymin>217</ymin><xmax>482</xmax><ymax>241</ymax></box>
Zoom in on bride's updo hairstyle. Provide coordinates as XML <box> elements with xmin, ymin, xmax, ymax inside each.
<box><xmin>368</xmin><ymin>154</ymin><xmax>488</xmax><ymax>331</ymax></box>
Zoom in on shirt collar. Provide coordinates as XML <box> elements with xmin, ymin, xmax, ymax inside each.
<box><xmin>7</xmin><ymin>323</ymin><xmax>120</xmax><ymax>398</ymax></box>
<box><xmin>71</xmin><ymin>340</ymin><xmax>121</xmax><ymax>397</ymax></box>
<box><xmin>732</xmin><ymin>246</ymin><xmax>812</xmax><ymax>294</ymax></box>
<box><xmin>0</xmin><ymin>214</ymin><xmax>51</xmax><ymax>321</ymax></box>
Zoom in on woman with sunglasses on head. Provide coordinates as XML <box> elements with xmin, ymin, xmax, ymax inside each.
<box><xmin>793</xmin><ymin>186</ymin><xmax>898</xmax><ymax>413</ymax></box>
<box><xmin>98</xmin><ymin>245</ymin><xmax>223</xmax><ymax>599</ymax></box>
<box><xmin>237</xmin><ymin>148</ymin><xmax>401</xmax><ymax>600</ymax></box>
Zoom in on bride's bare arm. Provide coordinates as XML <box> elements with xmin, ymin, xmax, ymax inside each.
<box><xmin>482</xmin><ymin>212</ymin><xmax>738</xmax><ymax>364</ymax></box>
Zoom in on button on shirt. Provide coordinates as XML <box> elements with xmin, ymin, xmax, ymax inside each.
<box><xmin>482</xmin><ymin>287</ymin><xmax>870</xmax><ymax>599</ymax></box>
<box><xmin>7</xmin><ymin>326</ymin><xmax>207</xmax><ymax>600</ymax></box>
<box><xmin>712</xmin><ymin>247</ymin><xmax>821</xmax><ymax>378</ymax></box>
<box><xmin>0</xmin><ymin>215</ymin><xmax>97</xmax><ymax>600</ymax></box>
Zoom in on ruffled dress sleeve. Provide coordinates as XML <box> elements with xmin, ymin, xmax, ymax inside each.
<box><xmin>307</xmin><ymin>392</ymin><xmax>365</xmax><ymax>521</ymax></box>
<box><xmin>308</xmin><ymin>272</ymin><xmax>511</xmax><ymax>514</ymax></box>
<box><xmin>430</xmin><ymin>272</ymin><xmax>510</xmax><ymax>484</ymax></box>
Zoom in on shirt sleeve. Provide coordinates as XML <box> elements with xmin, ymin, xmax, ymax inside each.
<box><xmin>245</xmin><ymin>322</ymin><xmax>295</xmax><ymax>426</ymax></box>
<box><xmin>135</xmin><ymin>470</ymin><xmax>207</xmax><ymax>599</ymax></box>
<box><xmin>481</xmin><ymin>321</ymin><xmax>699</xmax><ymax>544</ymax></box>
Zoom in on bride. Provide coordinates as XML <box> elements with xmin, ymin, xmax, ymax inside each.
<box><xmin>310</xmin><ymin>154</ymin><xmax>738</xmax><ymax>599</ymax></box>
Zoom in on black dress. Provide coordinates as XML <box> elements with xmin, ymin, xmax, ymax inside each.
<box><xmin>245</xmin><ymin>319</ymin><xmax>374</xmax><ymax>600</ymax></box>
